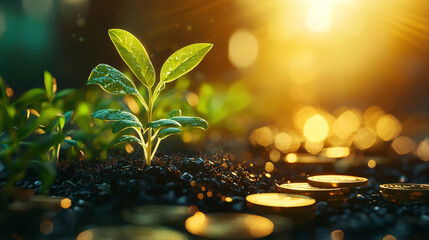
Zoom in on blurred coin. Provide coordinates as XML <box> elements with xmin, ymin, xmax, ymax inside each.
<box><xmin>9</xmin><ymin>196</ymin><xmax>64</xmax><ymax>212</ymax></box>
<box><xmin>307</xmin><ymin>175</ymin><xmax>368</xmax><ymax>188</ymax></box>
<box><xmin>122</xmin><ymin>205</ymin><xmax>189</xmax><ymax>225</ymax></box>
<box><xmin>275</xmin><ymin>182</ymin><xmax>344</xmax><ymax>202</ymax></box>
<box><xmin>77</xmin><ymin>225</ymin><xmax>188</xmax><ymax>240</ymax></box>
<box><xmin>289</xmin><ymin>154</ymin><xmax>335</xmax><ymax>164</ymax></box>
<box><xmin>246</xmin><ymin>193</ymin><xmax>316</xmax><ymax>217</ymax></box>
<box><xmin>380</xmin><ymin>183</ymin><xmax>429</xmax><ymax>202</ymax></box>
<box><xmin>185</xmin><ymin>212</ymin><xmax>273</xmax><ymax>239</ymax></box>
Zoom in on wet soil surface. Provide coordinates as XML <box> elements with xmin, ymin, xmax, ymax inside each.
<box><xmin>2</xmin><ymin>150</ymin><xmax>429</xmax><ymax>240</ymax></box>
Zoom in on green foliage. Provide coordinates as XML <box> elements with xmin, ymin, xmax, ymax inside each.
<box><xmin>0</xmin><ymin>73</ymin><xmax>76</xmax><ymax>198</ymax></box>
<box><xmin>108</xmin><ymin>29</ymin><xmax>156</xmax><ymax>88</ymax></box>
<box><xmin>71</xmin><ymin>100</ymin><xmax>116</xmax><ymax>161</ymax></box>
<box><xmin>88</xmin><ymin>64</ymin><xmax>139</xmax><ymax>95</ymax></box>
<box><xmin>158</xmin><ymin>127</ymin><xmax>181</xmax><ymax>139</ymax></box>
<box><xmin>88</xmin><ymin>29</ymin><xmax>212</xmax><ymax>166</ymax></box>
<box><xmin>196</xmin><ymin>81</ymin><xmax>252</xmax><ymax>133</ymax></box>
<box><xmin>160</xmin><ymin>43</ymin><xmax>213</xmax><ymax>83</ymax></box>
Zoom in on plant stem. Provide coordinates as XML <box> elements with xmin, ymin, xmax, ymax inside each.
<box><xmin>145</xmin><ymin>88</ymin><xmax>153</xmax><ymax>166</ymax></box>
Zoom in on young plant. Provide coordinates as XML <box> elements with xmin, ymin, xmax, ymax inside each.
<box><xmin>0</xmin><ymin>72</ymin><xmax>75</xmax><ymax>198</ymax></box>
<box><xmin>88</xmin><ymin>29</ymin><xmax>212</xmax><ymax>166</ymax></box>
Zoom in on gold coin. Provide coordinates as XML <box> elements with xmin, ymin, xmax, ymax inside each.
<box><xmin>307</xmin><ymin>175</ymin><xmax>368</xmax><ymax>188</ymax></box>
<box><xmin>275</xmin><ymin>182</ymin><xmax>343</xmax><ymax>194</ymax></box>
<box><xmin>275</xmin><ymin>182</ymin><xmax>344</xmax><ymax>201</ymax></box>
<box><xmin>77</xmin><ymin>225</ymin><xmax>188</xmax><ymax>240</ymax></box>
<box><xmin>122</xmin><ymin>205</ymin><xmax>189</xmax><ymax>225</ymax></box>
<box><xmin>380</xmin><ymin>183</ymin><xmax>429</xmax><ymax>195</ymax></box>
<box><xmin>185</xmin><ymin>212</ymin><xmax>274</xmax><ymax>239</ymax></box>
<box><xmin>380</xmin><ymin>183</ymin><xmax>429</xmax><ymax>202</ymax></box>
<box><xmin>246</xmin><ymin>193</ymin><xmax>316</xmax><ymax>208</ymax></box>
<box><xmin>246</xmin><ymin>193</ymin><xmax>316</xmax><ymax>217</ymax></box>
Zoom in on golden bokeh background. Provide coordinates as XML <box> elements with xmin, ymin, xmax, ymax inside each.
<box><xmin>1</xmin><ymin>0</ymin><xmax>429</xmax><ymax>158</ymax></box>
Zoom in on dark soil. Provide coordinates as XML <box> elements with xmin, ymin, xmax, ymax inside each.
<box><xmin>2</xmin><ymin>149</ymin><xmax>429</xmax><ymax>240</ymax></box>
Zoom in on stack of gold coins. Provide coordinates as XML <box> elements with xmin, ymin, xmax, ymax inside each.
<box><xmin>246</xmin><ymin>193</ymin><xmax>316</xmax><ymax>218</ymax></box>
<box><xmin>185</xmin><ymin>212</ymin><xmax>274</xmax><ymax>239</ymax></box>
<box><xmin>275</xmin><ymin>182</ymin><xmax>345</xmax><ymax>203</ymax></box>
<box><xmin>380</xmin><ymin>183</ymin><xmax>429</xmax><ymax>203</ymax></box>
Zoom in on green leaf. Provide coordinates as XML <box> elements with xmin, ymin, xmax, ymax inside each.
<box><xmin>44</xmin><ymin>71</ymin><xmax>55</xmax><ymax>101</ymax></box>
<box><xmin>158</xmin><ymin>127</ymin><xmax>181</xmax><ymax>139</ymax></box>
<box><xmin>45</xmin><ymin>111</ymin><xmax>71</xmax><ymax>132</ymax></box>
<box><xmin>167</xmin><ymin>109</ymin><xmax>182</xmax><ymax>118</ymax></box>
<box><xmin>147</xmin><ymin>119</ymin><xmax>181</xmax><ymax>129</ymax></box>
<box><xmin>64</xmin><ymin>111</ymin><xmax>73</xmax><ymax>124</ymax></box>
<box><xmin>88</xmin><ymin>64</ymin><xmax>139</xmax><ymax>95</ymax></box>
<box><xmin>91</xmin><ymin>109</ymin><xmax>140</xmax><ymax>122</ymax></box>
<box><xmin>18</xmin><ymin>108</ymin><xmax>63</xmax><ymax>139</ymax></box>
<box><xmin>113</xmin><ymin>135</ymin><xmax>142</xmax><ymax>146</ymax></box>
<box><xmin>13</xmin><ymin>88</ymin><xmax>46</xmax><ymax>110</ymax></box>
<box><xmin>171</xmin><ymin>116</ymin><xmax>209</xmax><ymax>130</ymax></box>
<box><xmin>112</xmin><ymin>120</ymin><xmax>142</xmax><ymax>133</ymax></box>
<box><xmin>28</xmin><ymin>160</ymin><xmax>56</xmax><ymax>193</ymax></box>
<box><xmin>21</xmin><ymin>132</ymin><xmax>65</xmax><ymax>162</ymax></box>
<box><xmin>160</xmin><ymin>43</ymin><xmax>213</xmax><ymax>83</ymax></box>
<box><xmin>108</xmin><ymin>29</ymin><xmax>156</xmax><ymax>88</ymax></box>
<box><xmin>53</xmin><ymin>89</ymin><xmax>75</xmax><ymax>102</ymax></box>
<box><xmin>64</xmin><ymin>139</ymin><xmax>77</xmax><ymax>147</ymax></box>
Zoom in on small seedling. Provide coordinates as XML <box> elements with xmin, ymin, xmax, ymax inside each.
<box><xmin>0</xmin><ymin>72</ymin><xmax>75</xmax><ymax>197</ymax></box>
<box><xmin>88</xmin><ymin>29</ymin><xmax>212</xmax><ymax>166</ymax></box>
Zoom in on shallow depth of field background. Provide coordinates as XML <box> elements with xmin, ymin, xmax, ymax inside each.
<box><xmin>1</xmin><ymin>0</ymin><xmax>429</xmax><ymax>161</ymax></box>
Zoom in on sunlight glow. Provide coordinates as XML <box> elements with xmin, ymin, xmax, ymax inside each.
<box><xmin>306</xmin><ymin>0</ymin><xmax>336</xmax><ymax>33</ymax></box>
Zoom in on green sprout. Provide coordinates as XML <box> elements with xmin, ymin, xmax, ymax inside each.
<box><xmin>0</xmin><ymin>72</ymin><xmax>75</xmax><ymax>197</ymax></box>
<box><xmin>88</xmin><ymin>29</ymin><xmax>212</xmax><ymax>166</ymax></box>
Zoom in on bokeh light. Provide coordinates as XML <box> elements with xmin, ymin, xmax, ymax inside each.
<box><xmin>392</xmin><ymin>136</ymin><xmax>415</xmax><ymax>155</ymax></box>
<box><xmin>228</xmin><ymin>29</ymin><xmax>258</xmax><ymax>69</ymax></box>
<box><xmin>325</xmin><ymin>147</ymin><xmax>350</xmax><ymax>158</ymax></box>
<box><xmin>249</xmin><ymin>127</ymin><xmax>273</xmax><ymax>147</ymax></box>
<box><xmin>376</xmin><ymin>114</ymin><xmax>402</xmax><ymax>141</ymax></box>
<box><xmin>367</xmin><ymin>159</ymin><xmax>376</xmax><ymax>168</ymax></box>
<box><xmin>353</xmin><ymin>127</ymin><xmax>377</xmax><ymax>150</ymax></box>
<box><xmin>60</xmin><ymin>198</ymin><xmax>72</xmax><ymax>209</ymax></box>
<box><xmin>331</xmin><ymin>229</ymin><xmax>345</xmax><ymax>240</ymax></box>
<box><xmin>285</xmin><ymin>153</ymin><xmax>298</xmax><ymax>163</ymax></box>
<box><xmin>303</xmin><ymin>114</ymin><xmax>330</xmax><ymax>142</ymax></box>
<box><xmin>417</xmin><ymin>138</ymin><xmax>429</xmax><ymax>161</ymax></box>
<box><xmin>40</xmin><ymin>220</ymin><xmax>53</xmax><ymax>235</ymax></box>
<box><xmin>274</xmin><ymin>132</ymin><xmax>292</xmax><ymax>153</ymax></box>
<box><xmin>265</xmin><ymin>161</ymin><xmax>275</xmax><ymax>172</ymax></box>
